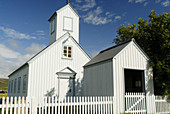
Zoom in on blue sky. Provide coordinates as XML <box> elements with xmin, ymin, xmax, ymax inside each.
<box><xmin>0</xmin><ymin>0</ymin><xmax>169</xmax><ymax>77</ymax></box>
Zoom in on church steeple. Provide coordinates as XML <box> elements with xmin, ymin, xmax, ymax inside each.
<box><xmin>48</xmin><ymin>4</ymin><xmax>80</xmax><ymax>45</ymax></box>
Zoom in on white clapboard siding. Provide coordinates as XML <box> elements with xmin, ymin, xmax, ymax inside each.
<box><xmin>49</xmin><ymin>4</ymin><xmax>79</xmax><ymax>45</ymax></box>
<box><xmin>114</xmin><ymin>42</ymin><xmax>154</xmax><ymax>113</ymax></box>
<box><xmin>27</xmin><ymin>34</ymin><xmax>90</xmax><ymax>102</ymax></box>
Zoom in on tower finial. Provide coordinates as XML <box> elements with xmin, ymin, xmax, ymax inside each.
<box><xmin>67</xmin><ymin>0</ymin><xmax>69</xmax><ymax>4</ymax></box>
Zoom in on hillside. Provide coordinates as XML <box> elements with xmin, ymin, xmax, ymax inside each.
<box><xmin>0</xmin><ymin>79</ymin><xmax>8</xmax><ymax>91</ymax></box>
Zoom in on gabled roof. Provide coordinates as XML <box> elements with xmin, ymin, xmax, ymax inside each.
<box><xmin>84</xmin><ymin>38</ymin><xmax>150</xmax><ymax>67</ymax></box>
<box><xmin>56</xmin><ymin>67</ymin><xmax>77</xmax><ymax>75</ymax></box>
<box><xmin>48</xmin><ymin>3</ymin><xmax>80</xmax><ymax>21</ymax></box>
<box><xmin>84</xmin><ymin>40</ymin><xmax>131</xmax><ymax>67</ymax></box>
<box><xmin>8</xmin><ymin>32</ymin><xmax>91</xmax><ymax>77</ymax></box>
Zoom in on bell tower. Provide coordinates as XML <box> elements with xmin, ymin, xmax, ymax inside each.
<box><xmin>48</xmin><ymin>4</ymin><xmax>80</xmax><ymax>45</ymax></box>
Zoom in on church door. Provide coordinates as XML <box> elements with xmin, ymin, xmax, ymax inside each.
<box><xmin>58</xmin><ymin>77</ymin><xmax>75</xmax><ymax>98</ymax></box>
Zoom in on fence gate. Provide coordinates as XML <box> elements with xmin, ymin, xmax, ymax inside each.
<box><xmin>125</xmin><ymin>92</ymin><xmax>146</xmax><ymax>114</ymax></box>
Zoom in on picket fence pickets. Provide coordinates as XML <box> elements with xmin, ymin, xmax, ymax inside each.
<box><xmin>0</xmin><ymin>96</ymin><xmax>114</xmax><ymax>114</ymax></box>
<box><xmin>155</xmin><ymin>96</ymin><xmax>170</xmax><ymax>114</ymax></box>
<box><xmin>125</xmin><ymin>92</ymin><xmax>146</xmax><ymax>114</ymax></box>
<box><xmin>36</xmin><ymin>96</ymin><xmax>114</xmax><ymax>114</ymax></box>
<box><xmin>0</xmin><ymin>94</ymin><xmax>170</xmax><ymax>114</ymax></box>
<box><xmin>0</xmin><ymin>96</ymin><xmax>31</xmax><ymax>114</ymax></box>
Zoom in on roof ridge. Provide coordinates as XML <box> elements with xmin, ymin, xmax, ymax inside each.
<box><xmin>100</xmin><ymin>39</ymin><xmax>132</xmax><ymax>54</ymax></box>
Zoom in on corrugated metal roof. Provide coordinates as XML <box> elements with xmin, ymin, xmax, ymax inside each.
<box><xmin>84</xmin><ymin>39</ymin><xmax>132</xmax><ymax>67</ymax></box>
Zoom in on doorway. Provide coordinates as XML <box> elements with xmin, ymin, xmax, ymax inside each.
<box><xmin>124</xmin><ymin>69</ymin><xmax>145</xmax><ymax>93</ymax></box>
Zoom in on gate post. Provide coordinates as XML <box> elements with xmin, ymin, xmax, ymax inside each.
<box><xmin>146</xmin><ymin>94</ymin><xmax>156</xmax><ymax>114</ymax></box>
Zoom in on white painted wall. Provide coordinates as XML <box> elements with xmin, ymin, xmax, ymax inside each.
<box><xmin>49</xmin><ymin>5</ymin><xmax>79</xmax><ymax>45</ymax></box>
<box><xmin>8</xmin><ymin>65</ymin><xmax>29</xmax><ymax>97</ymax></box>
<box><xmin>27</xmin><ymin>34</ymin><xmax>90</xmax><ymax>102</ymax></box>
<box><xmin>113</xmin><ymin>42</ymin><xmax>154</xmax><ymax>113</ymax></box>
<box><xmin>83</xmin><ymin>60</ymin><xmax>113</xmax><ymax>96</ymax></box>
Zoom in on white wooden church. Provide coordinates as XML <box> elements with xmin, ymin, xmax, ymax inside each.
<box><xmin>8</xmin><ymin>4</ymin><xmax>91</xmax><ymax>101</ymax></box>
<box><xmin>8</xmin><ymin>3</ymin><xmax>154</xmax><ymax>111</ymax></box>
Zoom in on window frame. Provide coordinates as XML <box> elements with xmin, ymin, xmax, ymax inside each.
<box><xmin>51</xmin><ymin>17</ymin><xmax>55</xmax><ymax>34</ymax></box>
<box><xmin>8</xmin><ymin>81</ymin><xmax>10</xmax><ymax>93</ymax></box>
<box><xmin>18</xmin><ymin>77</ymin><xmax>21</xmax><ymax>93</ymax></box>
<box><xmin>63</xmin><ymin>16</ymin><xmax>73</xmax><ymax>32</ymax></box>
<box><xmin>62</xmin><ymin>45</ymin><xmax>73</xmax><ymax>59</ymax></box>
<box><xmin>11</xmin><ymin>80</ymin><xmax>13</xmax><ymax>93</ymax></box>
<box><xmin>14</xmin><ymin>79</ymin><xmax>17</xmax><ymax>93</ymax></box>
<box><xmin>23</xmin><ymin>75</ymin><xmax>27</xmax><ymax>93</ymax></box>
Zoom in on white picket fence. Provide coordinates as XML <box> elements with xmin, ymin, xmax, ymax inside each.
<box><xmin>125</xmin><ymin>92</ymin><xmax>170</xmax><ymax>114</ymax></box>
<box><xmin>125</xmin><ymin>92</ymin><xmax>146</xmax><ymax>114</ymax></box>
<box><xmin>0</xmin><ymin>96</ymin><xmax>114</xmax><ymax>114</ymax></box>
<box><xmin>155</xmin><ymin>96</ymin><xmax>170</xmax><ymax>114</ymax></box>
<box><xmin>0</xmin><ymin>96</ymin><xmax>31</xmax><ymax>114</ymax></box>
<box><xmin>0</xmin><ymin>94</ymin><xmax>169</xmax><ymax>114</ymax></box>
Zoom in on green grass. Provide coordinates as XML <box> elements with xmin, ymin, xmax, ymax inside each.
<box><xmin>0</xmin><ymin>79</ymin><xmax>8</xmax><ymax>98</ymax></box>
<box><xmin>0</xmin><ymin>79</ymin><xmax>8</xmax><ymax>91</ymax></box>
<box><xmin>0</xmin><ymin>93</ymin><xmax>7</xmax><ymax>98</ymax></box>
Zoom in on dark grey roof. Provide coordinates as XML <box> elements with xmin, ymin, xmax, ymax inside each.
<box><xmin>84</xmin><ymin>39</ymin><xmax>132</xmax><ymax>67</ymax></box>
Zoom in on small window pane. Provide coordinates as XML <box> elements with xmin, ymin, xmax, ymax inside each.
<box><xmin>68</xmin><ymin>47</ymin><xmax>71</xmax><ymax>50</ymax></box>
<box><xmin>64</xmin><ymin>54</ymin><xmax>67</xmax><ymax>57</ymax></box>
<box><xmin>63</xmin><ymin>46</ymin><xmax>72</xmax><ymax>58</ymax></box>
<box><xmin>14</xmin><ymin>79</ymin><xmax>17</xmax><ymax>93</ymax></box>
<box><xmin>23</xmin><ymin>75</ymin><xmax>27</xmax><ymax>93</ymax></box>
<box><xmin>18</xmin><ymin>77</ymin><xmax>21</xmax><ymax>93</ymax></box>
<box><xmin>64</xmin><ymin>50</ymin><xmax>67</xmax><ymax>53</ymax></box>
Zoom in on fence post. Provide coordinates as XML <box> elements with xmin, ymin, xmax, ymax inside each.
<box><xmin>31</xmin><ymin>97</ymin><xmax>37</xmax><ymax>114</ymax></box>
<box><xmin>146</xmin><ymin>94</ymin><xmax>156</xmax><ymax>114</ymax></box>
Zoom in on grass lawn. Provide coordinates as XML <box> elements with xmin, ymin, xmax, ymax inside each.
<box><xmin>0</xmin><ymin>79</ymin><xmax>8</xmax><ymax>91</ymax></box>
<box><xmin>0</xmin><ymin>93</ymin><xmax>7</xmax><ymax>98</ymax></box>
<box><xmin>0</xmin><ymin>79</ymin><xmax>8</xmax><ymax>98</ymax></box>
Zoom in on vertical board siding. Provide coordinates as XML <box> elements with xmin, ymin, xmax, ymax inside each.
<box><xmin>114</xmin><ymin>43</ymin><xmax>154</xmax><ymax>113</ymax></box>
<box><xmin>8</xmin><ymin>65</ymin><xmax>29</xmax><ymax>97</ymax></box>
<box><xmin>57</xmin><ymin>6</ymin><xmax>79</xmax><ymax>43</ymax></box>
<box><xmin>28</xmin><ymin>36</ymin><xmax>90</xmax><ymax>102</ymax></box>
<box><xmin>83</xmin><ymin>60</ymin><xmax>113</xmax><ymax>96</ymax></box>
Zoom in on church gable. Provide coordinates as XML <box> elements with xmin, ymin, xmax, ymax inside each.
<box><xmin>49</xmin><ymin>4</ymin><xmax>80</xmax><ymax>44</ymax></box>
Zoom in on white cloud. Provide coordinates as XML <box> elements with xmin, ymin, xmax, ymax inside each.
<box><xmin>114</xmin><ymin>16</ymin><xmax>122</xmax><ymax>22</ymax></box>
<box><xmin>135</xmin><ymin>0</ymin><xmax>145</xmax><ymax>3</ymax></box>
<box><xmin>144</xmin><ymin>2</ymin><xmax>149</xmax><ymax>6</ymax></box>
<box><xmin>0</xmin><ymin>26</ymin><xmax>36</xmax><ymax>39</ymax></box>
<box><xmin>34</xmin><ymin>30</ymin><xmax>46</xmax><ymax>36</ymax></box>
<box><xmin>83</xmin><ymin>7</ymin><xmax>113</xmax><ymax>25</ymax></box>
<box><xmin>0</xmin><ymin>43</ymin><xmax>46</xmax><ymax>77</ymax></box>
<box><xmin>25</xmin><ymin>43</ymin><xmax>46</xmax><ymax>55</ymax></box>
<box><xmin>128</xmin><ymin>0</ymin><xmax>133</xmax><ymax>2</ymax></box>
<box><xmin>0</xmin><ymin>44</ymin><xmax>20</xmax><ymax>58</ymax></box>
<box><xmin>161</xmin><ymin>0</ymin><xmax>170</xmax><ymax>7</ymax></box>
<box><xmin>73</xmin><ymin>0</ymin><xmax>96</xmax><ymax>11</ymax></box>
<box><xmin>7</xmin><ymin>39</ymin><xmax>20</xmax><ymax>49</ymax></box>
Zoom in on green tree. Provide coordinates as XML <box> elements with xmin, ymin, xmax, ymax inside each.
<box><xmin>114</xmin><ymin>10</ymin><xmax>170</xmax><ymax>95</ymax></box>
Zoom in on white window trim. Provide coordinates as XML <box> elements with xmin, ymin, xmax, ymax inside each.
<box><xmin>62</xmin><ymin>45</ymin><xmax>73</xmax><ymax>59</ymax></box>
<box><xmin>23</xmin><ymin>75</ymin><xmax>27</xmax><ymax>93</ymax></box>
<box><xmin>63</xmin><ymin>16</ymin><xmax>73</xmax><ymax>32</ymax></box>
<box><xmin>51</xmin><ymin>18</ymin><xmax>55</xmax><ymax>34</ymax></box>
<box><xmin>18</xmin><ymin>77</ymin><xmax>21</xmax><ymax>93</ymax></box>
